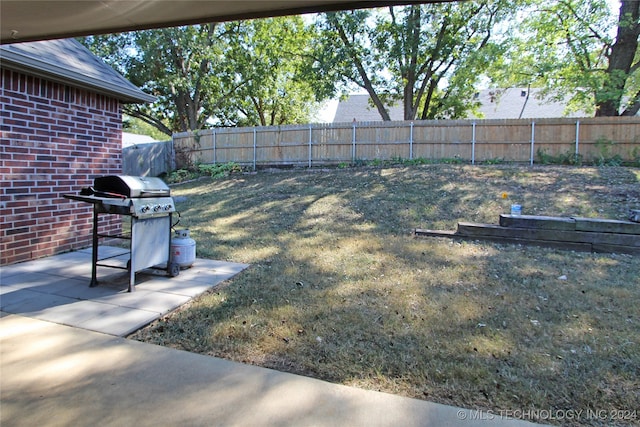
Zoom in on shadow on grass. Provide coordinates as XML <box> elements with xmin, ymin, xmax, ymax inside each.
<box><xmin>132</xmin><ymin>165</ymin><xmax>640</xmax><ymax>425</ymax></box>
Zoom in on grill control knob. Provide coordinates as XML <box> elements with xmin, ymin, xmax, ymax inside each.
<box><xmin>163</xmin><ymin>204</ymin><xmax>172</xmax><ymax>211</ymax></box>
<box><xmin>140</xmin><ymin>205</ymin><xmax>150</xmax><ymax>213</ymax></box>
<box><xmin>153</xmin><ymin>204</ymin><xmax>161</xmax><ymax>212</ymax></box>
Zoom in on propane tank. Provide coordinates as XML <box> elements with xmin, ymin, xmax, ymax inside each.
<box><xmin>171</xmin><ymin>229</ymin><xmax>196</xmax><ymax>269</ymax></box>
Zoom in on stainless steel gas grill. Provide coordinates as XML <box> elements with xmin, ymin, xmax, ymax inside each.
<box><xmin>64</xmin><ymin>175</ymin><xmax>180</xmax><ymax>292</ymax></box>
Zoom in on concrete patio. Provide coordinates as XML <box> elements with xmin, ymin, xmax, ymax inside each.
<box><xmin>0</xmin><ymin>248</ymin><xmax>543</xmax><ymax>427</ymax></box>
<box><xmin>0</xmin><ymin>246</ymin><xmax>248</xmax><ymax>336</ymax></box>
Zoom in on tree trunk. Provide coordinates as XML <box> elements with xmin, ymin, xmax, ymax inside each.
<box><xmin>595</xmin><ymin>0</ymin><xmax>640</xmax><ymax>116</ymax></box>
<box><xmin>329</xmin><ymin>14</ymin><xmax>391</xmax><ymax>121</ymax></box>
<box><xmin>403</xmin><ymin>6</ymin><xmax>420</xmax><ymax>121</ymax></box>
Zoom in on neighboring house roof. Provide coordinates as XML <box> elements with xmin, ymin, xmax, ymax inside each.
<box><xmin>332</xmin><ymin>89</ymin><xmax>587</xmax><ymax>122</ymax></box>
<box><xmin>333</xmin><ymin>94</ymin><xmax>404</xmax><ymax>123</ymax></box>
<box><xmin>474</xmin><ymin>88</ymin><xmax>586</xmax><ymax>119</ymax></box>
<box><xmin>0</xmin><ymin>38</ymin><xmax>155</xmax><ymax>103</ymax></box>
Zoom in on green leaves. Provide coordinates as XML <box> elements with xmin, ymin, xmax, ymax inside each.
<box><xmin>315</xmin><ymin>2</ymin><xmax>518</xmax><ymax>120</ymax></box>
<box><xmin>228</xmin><ymin>17</ymin><xmax>321</xmax><ymax>126</ymax></box>
<box><xmin>498</xmin><ymin>0</ymin><xmax>639</xmax><ymax>117</ymax></box>
<box><xmin>81</xmin><ymin>0</ymin><xmax>637</xmax><ymax>134</ymax></box>
<box><xmin>81</xmin><ymin>17</ymin><xmax>327</xmax><ymax>133</ymax></box>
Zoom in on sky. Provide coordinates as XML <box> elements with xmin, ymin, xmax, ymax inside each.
<box><xmin>313</xmin><ymin>0</ymin><xmax>623</xmax><ymax>123</ymax></box>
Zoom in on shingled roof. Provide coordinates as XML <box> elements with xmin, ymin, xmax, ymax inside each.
<box><xmin>332</xmin><ymin>89</ymin><xmax>587</xmax><ymax>122</ymax></box>
<box><xmin>475</xmin><ymin>88</ymin><xmax>586</xmax><ymax>119</ymax></box>
<box><xmin>333</xmin><ymin>94</ymin><xmax>403</xmax><ymax>123</ymax></box>
<box><xmin>0</xmin><ymin>38</ymin><xmax>154</xmax><ymax>103</ymax></box>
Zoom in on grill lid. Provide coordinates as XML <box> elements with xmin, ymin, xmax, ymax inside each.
<box><xmin>94</xmin><ymin>175</ymin><xmax>170</xmax><ymax>198</ymax></box>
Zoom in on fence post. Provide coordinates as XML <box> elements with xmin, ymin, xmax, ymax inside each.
<box><xmin>352</xmin><ymin>121</ymin><xmax>357</xmax><ymax>163</ymax></box>
<box><xmin>409</xmin><ymin>122</ymin><xmax>414</xmax><ymax>160</ymax></box>
<box><xmin>213</xmin><ymin>129</ymin><xmax>217</xmax><ymax>165</ymax></box>
<box><xmin>308</xmin><ymin>125</ymin><xmax>313</xmax><ymax>168</ymax></box>
<box><xmin>575</xmin><ymin>120</ymin><xmax>580</xmax><ymax>158</ymax></box>
<box><xmin>530</xmin><ymin>121</ymin><xmax>535</xmax><ymax>166</ymax></box>
<box><xmin>471</xmin><ymin>121</ymin><xmax>476</xmax><ymax>165</ymax></box>
<box><xmin>168</xmin><ymin>118</ymin><xmax>633</xmax><ymax>169</ymax></box>
<box><xmin>253</xmin><ymin>128</ymin><xmax>257</xmax><ymax>171</ymax></box>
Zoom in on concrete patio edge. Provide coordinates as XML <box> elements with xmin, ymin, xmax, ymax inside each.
<box><xmin>1</xmin><ymin>313</ymin><xmax>544</xmax><ymax>427</ymax></box>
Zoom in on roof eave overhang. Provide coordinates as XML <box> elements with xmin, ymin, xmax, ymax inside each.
<box><xmin>1</xmin><ymin>1</ymin><xmax>436</xmax><ymax>44</ymax></box>
<box><xmin>1</xmin><ymin>49</ymin><xmax>156</xmax><ymax>104</ymax></box>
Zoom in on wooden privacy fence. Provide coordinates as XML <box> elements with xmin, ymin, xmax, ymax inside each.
<box><xmin>173</xmin><ymin>117</ymin><xmax>640</xmax><ymax>169</ymax></box>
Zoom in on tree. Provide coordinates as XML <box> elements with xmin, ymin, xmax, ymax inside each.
<box><xmin>314</xmin><ymin>2</ymin><xmax>516</xmax><ymax>121</ymax></box>
<box><xmin>495</xmin><ymin>0</ymin><xmax>640</xmax><ymax>117</ymax></box>
<box><xmin>83</xmin><ymin>24</ymin><xmax>238</xmax><ymax>134</ymax></box>
<box><xmin>81</xmin><ymin>17</ymin><xmax>328</xmax><ymax>134</ymax></box>
<box><xmin>129</xmin><ymin>24</ymin><xmax>242</xmax><ymax>133</ymax></box>
<box><xmin>601</xmin><ymin>0</ymin><xmax>640</xmax><ymax>116</ymax></box>
<box><xmin>225</xmin><ymin>17</ymin><xmax>323</xmax><ymax>126</ymax></box>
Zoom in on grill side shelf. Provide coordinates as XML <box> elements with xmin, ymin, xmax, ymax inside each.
<box><xmin>63</xmin><ymin>194</ymin><xmax>134</xmax><ymax>215</ymax></box>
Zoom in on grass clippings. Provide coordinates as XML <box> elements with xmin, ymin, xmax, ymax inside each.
<box><xmin>130</xmin><ymin>164</ymin><xmax>640</xmax><ymax>426</ymax></box>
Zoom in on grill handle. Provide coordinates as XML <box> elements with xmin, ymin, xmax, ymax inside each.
<box><xmin>140</xmin><ymin>190</ymin><xmax>169</xmax><ymax>196</ymax></box>
<box><xmin>81</xmin><ymin>187</ymin><xmax>127</xmax><ymax>199</ymax></box>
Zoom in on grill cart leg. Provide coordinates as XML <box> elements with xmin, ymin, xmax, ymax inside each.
<box><xmin>90</xmin><ymin>207</ymin><xmax>99</xmax><ymax>287</ymax></box>
<box><xmin>128</xmin><ymin>216</ymin><xmax>135</xmax><ymax>292</ymax></box>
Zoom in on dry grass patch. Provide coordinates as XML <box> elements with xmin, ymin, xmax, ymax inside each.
<box><xmin>131</xmin><ymin>165</ymin><xmax>639</xmax><ymax>426</ymax></box>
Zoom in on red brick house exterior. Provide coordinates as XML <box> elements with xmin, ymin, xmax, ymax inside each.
<box><xmin>1</xmin><ymin>39</ymin><xmax>154</xmax><ymax>265</ymax></box>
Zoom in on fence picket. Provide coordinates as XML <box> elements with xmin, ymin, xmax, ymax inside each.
<box><xmin>169</xmin><ymin>117</ymin><xmax>639</xmax><ymax>170</ymax></box>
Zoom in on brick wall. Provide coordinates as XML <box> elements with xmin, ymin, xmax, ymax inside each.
<box><xmin>1</xmin><ymin>69</ymin><xmax>123</xmax><ymax>265</ymax></box>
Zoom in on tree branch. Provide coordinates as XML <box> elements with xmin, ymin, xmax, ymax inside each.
<box><xmin>328</xmin><ymin>13</ymin><xmax>391</xmax><ymax>120</ymax></box>
<box><xmin>621</xmin><ymin>87</ymin><xmax>640</xmax><ymax>116</ymax></box>
<box><xmin>123</xmin><ymin>105</ymin><xmax>172</xmax><ymax>136</ymax></box>
<box><xmin>558</xmin><ymin>0</ymin><xmax>608</xmax><ymax>43</ymax></box>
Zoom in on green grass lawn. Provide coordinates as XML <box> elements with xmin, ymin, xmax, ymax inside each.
<box><xmin>131</xmin><ymin>164</ymin><xmax>640</xmax><ymax>426</ymax></box>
